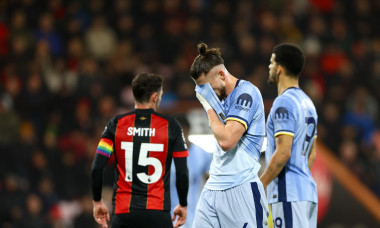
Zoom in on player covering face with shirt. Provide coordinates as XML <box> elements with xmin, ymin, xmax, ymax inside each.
<box><xmin>190</xmin><ymin>42</ymin><xmax>269</xmax><ymax>228</ymax></box>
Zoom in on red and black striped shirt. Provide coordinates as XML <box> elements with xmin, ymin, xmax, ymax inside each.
<box><xmin>91</xmin><ymin>109</ymin><xmax>189</xmax><ymax>214</ymax></box>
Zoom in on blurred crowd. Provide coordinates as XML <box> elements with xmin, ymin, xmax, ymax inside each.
<box><xmin>0</xmin><ymin>0</ymin><xmax>379</xmax><ymax>227</ymax></box>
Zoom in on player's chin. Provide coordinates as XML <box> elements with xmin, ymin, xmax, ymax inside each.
<box><xmin>268</xmin><ymin>78</ymin><xmax>276</xmax><ymax>84</ymax></box>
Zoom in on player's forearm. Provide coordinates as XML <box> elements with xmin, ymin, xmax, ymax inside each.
<box><xmin>207</xmin><ymin>109</ymin><xmax>230</xmax><ymax>150</ymax></box>
<box><xmin>91</xmin><ymin>154</ymin><xmax>109</xmax><ymax>201</ymax></box>
<box><xmin>308</xmin><ymin>159</ymin><xmax>314</xmax><ymax>171</ymax></box>
<box><xmin>91</xmin><ymin>167</ymin><xmax>104</xmax><ymax>201</ymax></box>
<box><xmin>308</xmin><ymin>140</ymin><xmax>317</xmax><ymax>170</ymax></box>
<box><xmin>174</xmin><ymin>157</ymin><xmax>189</xmax><ymax>206</ymax></box>
<box><xmin>207</xmin><ymin>108</ymin><xmax>247</xmax><ymax>151</ymax></box>
<box><xmin>308</xmin><ymin>151</ymin><xmax>316</xmax><ymax>170</ymax></box>
<box><xmin>260</xmin><ymin>149</ymin><xmax>290</xmax><ymax>188</ymax></box>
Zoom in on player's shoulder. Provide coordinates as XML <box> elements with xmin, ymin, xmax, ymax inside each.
<box><xmin>152</xmin><ymin>110</ymin><xmax>172</xmax><ymax>120</ymax></box>
<box><xmin>273</xmin><ymin>93</ymin><xmax>293</xmax><ymax>104</ymax></box>
<box><xmin>284</xmin><ymin>88</ymin><xmax>316</xmax><ymax>111</ymax></box>
<box><xmin>237</xmin><ymin>79</ymin><xmax>259</xmax><ymax>91</ymax></box>
<box><xmin>113</xmin><ymin>110</ymin><xmax>135</xmax><ymax>122</ymax></box>
<box><xmin>234</xmin><ymin>79</ymin><xmax>262</xmax><ymax>99</ymax></box>
<box><xmin>152</xmin><ymin>111</ymin><xmax>181</xmax><ymax>127</ymax></box>
<box><xmin>272</xmin><ymin>93</ymin><xmax>297</xmax><ymax>111</ymax></box>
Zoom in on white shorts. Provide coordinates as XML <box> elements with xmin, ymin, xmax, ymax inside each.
<box><xmin>193</xmin><ymin>181</ymin><xmax>269</xmax><ymax>228</ymax></box>
<box><xmin>270</xmin><ymin>201</ymin><xmax>317</xmax><ymax>228</ymax></box>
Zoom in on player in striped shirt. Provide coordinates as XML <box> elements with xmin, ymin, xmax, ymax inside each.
<box><xmin>91</xmin><ymin>73</ymin><xmax>189</xmax><ymax>228</ymax></box>
<box><xmin>260</xmin><ymin>43</ymin><xmax>318</xmax><ymax>228</ymax></box>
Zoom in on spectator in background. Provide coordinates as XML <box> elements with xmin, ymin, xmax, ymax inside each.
<box><xmin>35</xmin><ymin>12</ymin><xmax>64</xmax><ymax>57</ymax></box>
<box><xmin>318</xmin><ymin>102</ymin><xmax>342</xmax><ymax>153</ymax></box>
<box><xmin>0</xmin><ymin>174</ymin><xmax>27</xmax><ymax>227</ymax></box>
<box><xmin>73</xmin><ymin>195</ymin><xmax>98</xmax><ymax>228</ymax></box>
<box><xmin>18</xmin><ymin>193</ymin><xmax>49</xmax><ymax>228</ymax></box>
<box><xmin>75</xmin><ymin>57</ymin><xmax>103</xmax><ymax>102</ymax></box>
<box><xmin>0</xmin><ymin>93</ymin><xmax>20</xmax><ymax>145</ymax></box>
<box><xmin>344</xmin><ymin>86</ymin><xmax>376</xmax><ymax>146</ymax></box>
<box><xmin>10</xmin><ymin>10</ymin><xmax>33</xmax><ymax>52</ymax></box>
<box><xmin>85</xmin><ymin>15</ymin><xmax>117</xmax><ymax>61</ymax></box>
<box><xmin>170</xmin><ymin>115</ymin><xmax>212</xmax><ymax>228</ymax></box>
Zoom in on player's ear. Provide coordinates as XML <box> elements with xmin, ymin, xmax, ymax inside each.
<box><xmin>218</xmin><ymin>70</ymin><xmax>226</xmax><ymax>80</ymax></box>
<box><xmin>150</xmin><ymin>92</ymin><xmax>158</xmax><ymax>103</ymax></box>
<box><xmin>277</xmin><ymin>65</ymin><xmax>283</xmax><ymax>76</ymax></box>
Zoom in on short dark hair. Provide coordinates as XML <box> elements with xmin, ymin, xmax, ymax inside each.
<box><xmin>132</xmin><ymin>73</ymin><xmax>163</xmax><ymax>103</ymax></box>
<box><xmin>273</xmin><ymin>43</ymin><xmax>304</xmax><ymax>77</ymax></box>
<box><xmin>189</xmin><ymin>42</ymin><xmax>224</xmax><ymax>80</ymax></box>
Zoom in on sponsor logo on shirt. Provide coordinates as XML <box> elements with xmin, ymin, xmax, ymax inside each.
<box><xmin>274</xmin><ymin>107</ymin><xmax>289</xmax><ymax>120</ymax></box>
<box><xmin>235</xmin><ymin>93</ymin><xmax>252</xmax><ymax>111</ymax></box>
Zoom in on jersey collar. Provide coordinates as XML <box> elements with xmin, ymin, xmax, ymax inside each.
<box><xmin>281</xmin><ymin>86</ymin><xmax>300</xmax><ymax>95</ymax></box>
<box><xmin>235</xmin><ymin>79</ymin><xmax>241</xmax><ymax>89</ymax></box>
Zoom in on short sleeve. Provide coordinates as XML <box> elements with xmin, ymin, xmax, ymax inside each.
<box><xmin>225</xmin><ymin>83</ymin><xmax>260</xmax><ymax>130</ymax></box>
<box><xmin>96</xmin><ymin>117</ymin><xmax>117</xmax><ymax>157</ymax></box>
<box><xmin>101</xmin><ymin>117</ymin><xmax>117</xmax><ymax>140</ymax></box>
<box><xmin>171</xmin><ymin>118</ymin><xmax>189</xmax><ymax>158</ymax></box>
<box><xmin>271</xmin><ymin>96</ymin><xmax>296</xmax><ymax>137</ymax></box>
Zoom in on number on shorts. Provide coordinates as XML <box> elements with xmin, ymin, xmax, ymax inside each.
<box><xmin>275</xmin><ymin>217</ymin><xmax>282</xmax><ymax>228</ymax></box>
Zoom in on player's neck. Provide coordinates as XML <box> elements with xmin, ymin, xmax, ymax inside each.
<box><xmin>277</xmin><ymin>75</ymin><xmax>299</xmax><ymax>95</ymax></box>
<box><xmin>225</xmin><ymin>75</ymin><xmax>238</xmax><ymax>96</ymax></box>
<box><xmin>135</xmin><ymin>102</ymin><xmax>157</xmax><ymax>111</ymax></box>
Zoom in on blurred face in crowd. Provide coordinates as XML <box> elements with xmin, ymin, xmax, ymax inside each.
<box><xmin>268</xmin><ymin>53</ymin><xmax>279</xmax><ymax>84</ymax></box>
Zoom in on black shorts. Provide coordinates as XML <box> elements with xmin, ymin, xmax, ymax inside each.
<box><xmin>111</xmin><ymin>210</ymin><xmax>173</xmax><ymax>228</ymax></box>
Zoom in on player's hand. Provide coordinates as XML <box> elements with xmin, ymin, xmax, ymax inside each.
<box><xmin>196</xmin><ymin>92</ymin><xmax>212</xmax><ymax>111</ymax></box>
<box><xmin>172</xmin><ymin>204</ymin><xmax>187</xmax><ymax>228</ymax></box>
<box><xmin>93</xmin><ymin>200</ymin><xmax>110</xmax><ymax>228</ymax></box>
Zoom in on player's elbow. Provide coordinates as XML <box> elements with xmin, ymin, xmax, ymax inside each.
<box><xmin>91</xmin><ymin>162</ymin><xmax>104</xmax><ymax>176</ymax></box>
<box><xmin>278</xmin><ymin>148</ymin><xmax>291</xmax><ymax>161</ymax></box>
<box><xmin>284</xmin><ymin>149</ymin><xmax>291</xmax><ymax>160</ymax></box>
<box><xmin>218</xmin><ymin>140</ymin><xmax>236</xmax><ymax>151</ymax></box>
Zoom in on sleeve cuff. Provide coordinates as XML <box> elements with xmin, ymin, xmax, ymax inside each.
<box><xmin>225</xmin><ymin>116</ymin><xmax>248</xmax><ymax>130</ymax></box>
<box><xmin>173</xmin><ymin>150</ymin><xmax>189</xmax><ymax>158</ymax></box>
<box><xmin>274</xmin><ymin>131</ymin><xmax>294</xmax><ymax>137</ymax></box>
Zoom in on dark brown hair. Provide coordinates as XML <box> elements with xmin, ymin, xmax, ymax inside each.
<box><xmin>189</xmin><ymin>42</ymin><xmax>224</xmax><ymax>80</ymax></box>
<box><xmin>132</xmin><ymin>73</ymin><xmax>163</xmax><ymax>103</ymax></box>
<box><xmin>273</xmin><ymin>43</ymin><xmax>305</xmax><ymax>77</ymax></box>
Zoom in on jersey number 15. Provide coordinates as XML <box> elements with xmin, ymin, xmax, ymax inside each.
<box><xmin>121</xmin><ymin>142</ymin><xmax>164</xmax><ymax>184</ymax></box>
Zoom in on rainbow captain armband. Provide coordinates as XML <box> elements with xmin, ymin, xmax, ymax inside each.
<box><xmin>96</xmin><ymin>138</ymin><xmax>114</xmax><ymax>157</ymax></box>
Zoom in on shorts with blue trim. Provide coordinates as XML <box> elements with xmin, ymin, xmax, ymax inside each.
<box><xmin>193</xmin><ymin>181</ymin><xmax>269</xmax><ymax>228</ymax></box>
<box><xmin>270</xmin><ymin>201</ymin><xmax>317</xmax><ymax>228</ymax></box>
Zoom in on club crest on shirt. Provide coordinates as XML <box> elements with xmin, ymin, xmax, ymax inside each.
<box><xmin>274</xmin><ymin>107</ymin><xmax>289</xmax><ymax>120</ymax></box>
<box><xmin>235</xmin><ymin>93</ymin><xmax>252</xmax><ymax>111</ymax></box>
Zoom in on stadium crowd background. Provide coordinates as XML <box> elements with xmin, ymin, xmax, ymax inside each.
<box><xmin>0</xmin><ymin>0</ymin><xmax>379</xmax><ymax>227</ymax></box>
